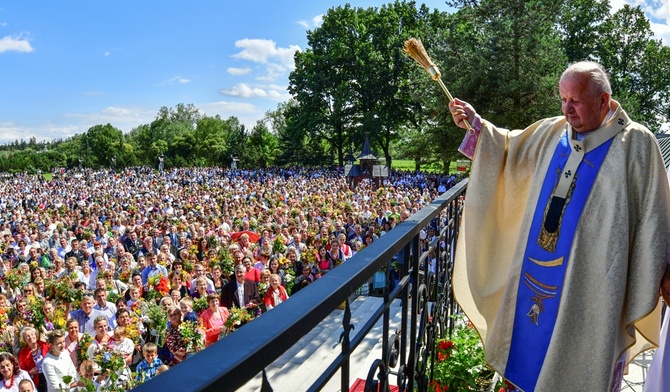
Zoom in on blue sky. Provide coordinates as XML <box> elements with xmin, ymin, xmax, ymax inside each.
<box><xmin>0</xmin><ymin>0</ymin><xmax>668</xmax><ymax>144</ymax></box>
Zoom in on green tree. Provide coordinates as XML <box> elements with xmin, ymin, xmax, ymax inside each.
<box><xmin>193</xmin><ymin>115</ymin><xmax>228</xmax><ymax>166</ymax></box>
<box><xmin>80</xmin><ymin>124</ymin><xmax>124</xmax><ymax>168</ymax></box>
<box><xmin>247</xmin><ymin>120</ymin><xmax>279</xmax><ymax>168</ymax></box>
<box><xmin>596</xmin><ymin>5</ymin><xmax>670</xmax><ymax>130</ymax></box>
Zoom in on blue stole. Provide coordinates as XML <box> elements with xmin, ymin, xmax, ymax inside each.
<box><xmin>504</xmin><ymin>131</ymin><xmax>614</xmax><ymax>391</ymax></box>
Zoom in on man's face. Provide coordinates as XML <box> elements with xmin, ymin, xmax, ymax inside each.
<box><xmin>95</xmin><ymin>290</ymin><xmax>107</xmax><ymax>306</ymax></box>
<box><xmin>148</xmin><ymin>255</ymin><xmax>157</xmax><ymax>266</ymax></box>
<box><xmin>235</xmin><ymin>267</ymin><xmax>246</xmax><ymax>283</ymax></box>
<box><xmin>81</xmin><ymin>298</ymin><xmax>94</xmax><ymax>314</ymax></box>
<box><xmin>560</xmin><ymin>74</ymin><xmax>609</xmax><ymax>133</ymax></box>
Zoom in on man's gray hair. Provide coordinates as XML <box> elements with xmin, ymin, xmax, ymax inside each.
<box><xmin>561</xmin><ymin>61</ymin><xmax>612</xmax><ymax>96</ymax></box>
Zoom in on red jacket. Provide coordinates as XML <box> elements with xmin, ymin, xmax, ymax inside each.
<box><xmin>18</xmin><ymin>341</ymin><xmax>50</xmax><ymax>386</ymax></box>
<box><xmin>263</xmin><ymin>285</ymin><xmax>289</xmax><ymax>309</ymax></box>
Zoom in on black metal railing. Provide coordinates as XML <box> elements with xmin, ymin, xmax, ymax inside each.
<box><xmin>132</xmin><ymin>178</ymin><xmax>468</xmax><ymax>392</ymax></box>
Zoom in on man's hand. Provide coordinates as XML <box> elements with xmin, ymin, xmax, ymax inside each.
<box><xmin>661</xmin><ymin>265</ymin><xmax>670</xmax><ymax>306</ymax></box>
<box><xmin>449</xmin><ymin>98</ymin><xmax>477</xmax><ymax>131</ymax></box>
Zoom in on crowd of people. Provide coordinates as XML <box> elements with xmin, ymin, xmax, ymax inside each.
<box><xmin>0</xmin><ymin>165</ymin><xmax>457</xmax><ymax>391</ymax></box>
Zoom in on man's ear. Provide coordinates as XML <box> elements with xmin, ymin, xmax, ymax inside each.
<box><xmin>600</xmin><ymin>92</ymin><xmax>611</xmax><ymax>112</ymax></box>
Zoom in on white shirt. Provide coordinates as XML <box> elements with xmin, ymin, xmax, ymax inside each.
<box><xmin>41</xmin><ymin>352</ymin><xmax>79</xmax><ymax>392</ymax></box>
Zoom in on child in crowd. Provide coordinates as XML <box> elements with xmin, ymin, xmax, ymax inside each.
<box><xmin>110</xmin><ymin>326</ymin><xmax>135</xmax><ymax>367</ymax></box>
<box><xmin>135</xmin><ymin>343</ymin><xmax>163</xmax><ymax>382</ymax></box>
<box><xmin>127</xmin><ymin>287</ymin><xmax>141</xmax><ymax>308</ymax></box>
<box><xmin>179</xmin><ymin>297</ymin><xmax>198</xmax><ymax>322</ymax></box>
<box><xmin>17</xmin><ymin>379</ymin><xmax>35</xmax><ymax>392</ymax></box>
<box><xmin>79</xmin><ymin>359</ymin><xmax>107</xmax><ymax>390</ymax></box>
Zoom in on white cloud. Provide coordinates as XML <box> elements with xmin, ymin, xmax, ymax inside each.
<box><xmin>610</xmin><ymin>0</ymin><xmax>670</xmax><ymax>44</ymax></box>
<box><xmin>232</xmin><ymin>38</ymin><xmax>299</xmax><ymax>68</ymax></box>
<box><xmin>103</xmin><ymin>51</ymin><xmax>111</xmax><ymax>56</ymax></box>
<box><xmin>255</xmin><ymin>62</ymin><xmax>288</xmax><ymax>82</ymax></box>
<box><xmin>218</xmin><ymin>83</ymin><xmax>290</xmax><ymax>101</ymax></box>
<box><xmin>227</xmin><ymin>67</ymin><xmax>252</xmax><ymax>76</ymax></box>
<box><xmin>219</xmin><ymin>83</ymin><xmax>269</xmax><ymax>98</ymax></box>
<box><xmin>297</xmin><ymin>14</ymin><xmax>323</xmax><ymax>29</ymax></box>
<box><xmin>157</xmin><ymin>76</ymin><xmax>192</xmax><ymax>86</ymax></box>
<box><xmin>230</xmin><ymin>39</ymin><xmax>300</xmax><ymax>82</ymax></box>
<box><xmin>312</xmin><ymin>14</ymin><xmax>324</xmax><ymax>28</ymax></box>
<box><xmin>0</xmin><ymin>35</ymin><xmax>32</xmax><ymax>53</ymax></box>
<box><xmin>0</xmin><ymin>121</ymin><xmax>82</xmax><ymax>144</ymax></box>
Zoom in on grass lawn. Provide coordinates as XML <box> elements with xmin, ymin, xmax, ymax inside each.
<box><xmin>391</xmin><ymin>159</ymin><xmax>456</xmax><ymax>174</ymax></box>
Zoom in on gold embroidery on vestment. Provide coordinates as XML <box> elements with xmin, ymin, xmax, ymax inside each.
<box><xmin>523</xmin><ymin>272</ymin><xmax>558</xmax><ymax>326</ymax></box>
<box><xmin>528</xmin><ymin>256</ymin><xmax>564</xmax><ymax>267</ymax></box>
<box><xmin>537</xmin><ymin>167</ymin><xmax>577</xmax><ymax>252</ymax></box>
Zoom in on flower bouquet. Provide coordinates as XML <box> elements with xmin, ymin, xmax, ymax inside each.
<box><xmin>145</xmin><ymin>301</ymin><xmax>168</xmax><ymax>346</ymax></box>
<box><xmin>0</xmin><ymin>330</ymin><xmax>15</xmax><ymax>354</ymax></box>
<box><xmin>178</xmin><ymin>320</ymin><xmax>204</xmax><ymax>353</ymax></box>
<box><xmin>192</xmin><ymin>296</ymin><xmax>208</xmax><ymax>315</ymax></box>
<box><xmin>92</xmin><ymin>345</ymin><xmax>127</xmax><ymax>386</ymax></box>
<box><xmin>145</xmin><ymin>275</ymin><xmax>170</xmax><ymax>302</ymax></box>
<box><xmin>258</xmin><ymin>282</ymin><xmax>269</xmax><ymax>298</ymax></box>
<box><xmin>1</xmin><ymin>268</ymin><xmax>27</xmax><ymax>291</ymax></box>
<box><xmin>77</xmin><ymin>333</ymin><xmax>94</xmax><ymax>364</ymax></box>
<box><xmin>124</xmin><ymin>318</ymin><xmax>142</xmax><ymax>346</ymax></box>
<box><xmin>46</xmin><ymin>276</ymin><xmax>82</xmax><ymax>304</ymax></box>
<box><xmin>222</xmin><ymin>306</ymin><xmax>254</xmax><ymax>336</ymax></box>
<box><xmin>0</xmin><ymin>307</ymin><xmax>9</xmax><ymax>327</ymax></box>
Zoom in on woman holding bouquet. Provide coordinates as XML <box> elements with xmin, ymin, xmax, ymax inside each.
<box><xmin>165</xmin><ymin>307</ymin><xmax>187</xmax><ymax>366</ymax></box>
<box><xmin>198</xmin><ymin>294</ymin><xmax>229</xmax><ymax>347</ymax></box>
<box><xmin>0</xmin><ymin>352</ymin><xmax>33</xmax><ymax>392</ymax></box>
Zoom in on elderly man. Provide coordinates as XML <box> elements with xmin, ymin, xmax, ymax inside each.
<box><xmin>449</xmin><ymin>61</ymin><xmax>670</xmax><ymax>391</ymax></box>
<box><xmin>220</xmin><ymin>264</ymin><xmax>259</xmax><ymax>309</ymax></box>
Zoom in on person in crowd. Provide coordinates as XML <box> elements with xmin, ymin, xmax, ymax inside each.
<box><xmin>209</xmin><ymin>265</ymin><xmax>228</xmax><ymax>295</ymax></box>
<box><xmin>220</xmin><ymin>264</ymin><xmax>259</xmax><ymax>310</ymax></box>
<box><xmin>40</xmin><ymin>330</ymin><xmax>79</xmax><ymax>392</ymax></box>
<box><xmin>63</xmin><ymin>319</ymin><xmax>81</xmax><ymax>369</ymax></box>
<box><xmin>69</xmin><ymin>295</ymin><xmax>103</xmax><ymax>336</ymax></box>
<box><xmin>17</xmin><ymin>328</ymin><xmax>48</xmax><ymax>392</ymax></box>
<box><xmin>198</xmin><ymin>293</ymin><xmax>229</xmax><ymax>347</ymax></box>
<box><xmin>135</xmin><ymin>343</ymin><xmax>163</xmax><ymax>382</ymax></box>
<box><xmin>0</xmin><ymin>352</ymin><xmax>34</xmax><ymax>392</ymax></box>
<box><xmin>263</xmin><ymin>274</ymin><xmax>288</xmax><ymax>311</ymax></box>
<box><xmin>164</xmin><ymin>307</ymin><xmax>187</xmax><ymax>367</ymax></box>
<box><xmin>243</xmin><ymin>257</ymin><xmax>260</xmax><ymax>283</ymax></box>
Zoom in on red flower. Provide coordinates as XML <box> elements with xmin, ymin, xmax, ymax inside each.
<box><xmin>438</xmin><ymin>340</ymin><xmax>454</xmax><ymax>351</ymax></box>
<box><xmin>155</xmin><ymin>276</ymin><xmax>170</xmax><ymax>296</ymax></box>
<box><xmin>438</xmin><ymin>352</ymin><xmax>446</xmax><ymax>362</ymax></box>
<box><xmin>429</xmin><ymin>380</ymin><xmax>448</xmax><ymax>392</ymax></box>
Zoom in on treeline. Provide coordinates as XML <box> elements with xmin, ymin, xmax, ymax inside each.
<box><xmin>2</xmin><ymin>0</ymin><xmax>668</xmax><ymax>174</ymax></box>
